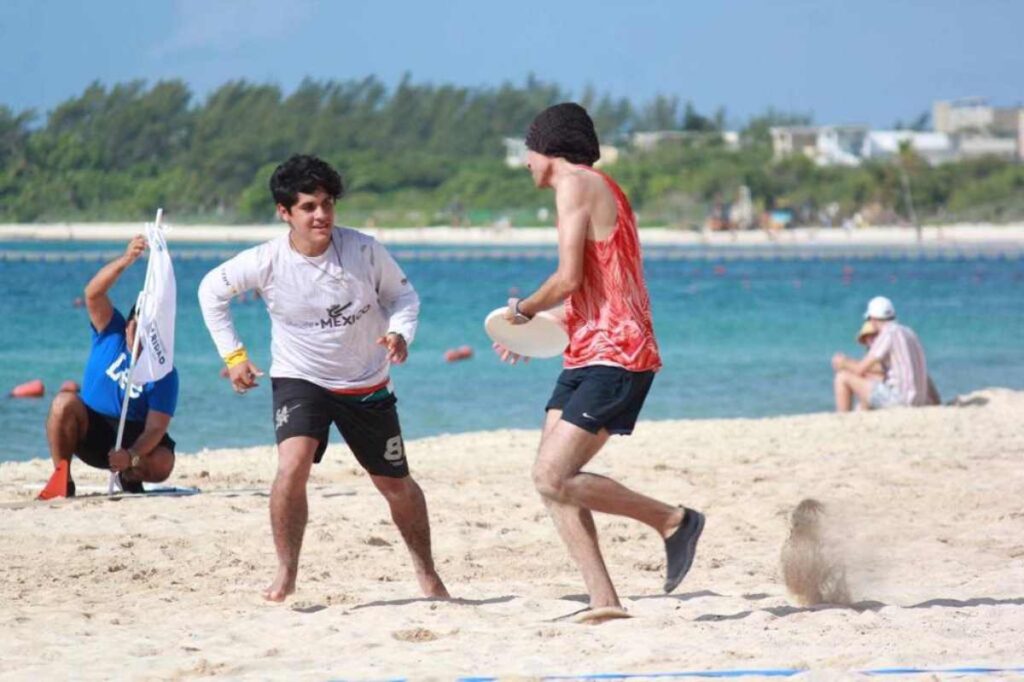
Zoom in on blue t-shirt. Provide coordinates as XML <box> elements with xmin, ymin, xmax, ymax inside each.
<box><xmin>80</xmin><ymin>309</ymin><xmax>179</xmax><ymax>422</ymax></box>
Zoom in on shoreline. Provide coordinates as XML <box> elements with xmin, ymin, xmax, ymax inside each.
<box><xmin>1</xmin><ymin>388</ymin><xmax>1022</xmax><ymax>677</ymax></box>
<box><xmin>2</xmin><ymin>222</ymin><xmax>1024</xmax><ymax>248</ymax></box>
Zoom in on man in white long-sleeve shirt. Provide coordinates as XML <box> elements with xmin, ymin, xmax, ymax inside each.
<box><xmin>198</xmin><ymin>155</ymin><xmax>448</xmax><ymax>602</ymax></box>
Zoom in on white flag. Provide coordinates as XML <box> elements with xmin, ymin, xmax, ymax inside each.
<box><xmin>131</xmin><ymin>218</ymin><xmax>176</xmax><ymax>384</ymax></box>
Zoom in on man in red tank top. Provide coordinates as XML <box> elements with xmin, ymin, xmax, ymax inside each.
<box><xmin>496</xmin><ymin>103</ymin><xmax>705</xmax><ymax>617</ymax></box>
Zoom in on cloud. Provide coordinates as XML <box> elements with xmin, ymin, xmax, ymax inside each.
<box><xmin>152</xmin><ymin>0</ymin><xmax>313</xmax><ymax>57</ymax></box>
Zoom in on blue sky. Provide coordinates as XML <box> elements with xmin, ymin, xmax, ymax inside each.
<box><xmin>2</xmin><ymin>0</ymin><xmax>1021</xmax><ymax>128</ymax></box>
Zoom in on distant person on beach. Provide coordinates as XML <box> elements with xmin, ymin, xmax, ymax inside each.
<box><xmin>845</xmin><ymin>320</ymin><xmax>887</xmax><ymax>410</ymax></box>
<box><xmin>493</xmin><ymin>103</ymin><xmax>704</xmax><ymax>620</ymax></box>
<box><xmin>197</xmin><ymin>154</ymin><xmax>448</xmax><ymax>602</ymax></box>
<box><xmin>849</xmin><ymin>317</ymin><xmax>941</xmax><ymax>410</ymax></box>
<box><xmin>832</xmin><ymin>296</ymin><xmax>936</xmax><ymax>411</ymax></box>
<box><xmin>37</xmin><ymin>235</ymin><xmax>178</xmax><ymax>499</ymax></box>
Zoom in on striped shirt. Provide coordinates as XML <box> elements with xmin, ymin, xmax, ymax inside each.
<box><xmin>868</xmin><ymin>321</ymin><xmax>929</xmax><ymax>406</ymax></box>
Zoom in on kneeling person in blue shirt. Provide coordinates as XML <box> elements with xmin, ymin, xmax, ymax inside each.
<box><xmin>38</xmin><ymin>235</ymin><xmax>179</xmax><ymax>499</ymax></box>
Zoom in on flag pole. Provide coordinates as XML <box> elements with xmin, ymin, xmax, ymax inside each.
<box><xmin>108</xmin><ymin>208</ymin><xmax>163</xmax><ymax>494</ymax></box>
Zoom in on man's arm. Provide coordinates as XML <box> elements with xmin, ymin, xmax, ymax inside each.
<box><xmin>197</xmin><ymin>248</ymin><xmax>266</xmax><ymax>391</ymax></box>
<box><xmin>85</xmin><ymin>235</ymin><xmax>146</xmax><ymax>332</ymax></box>
<box><xmin>373</xmin><ymin>241</ymin><xmax>419</xmax><ymax>363</ymax></box>
<box><xmin>513</xmin><ymin>177</ymin><xmax>589</xmax><ymax>320</ymax></box>
<box><xmin>108</xmin><ymin>410</ymin><xmax>171</xmax><ymax>473</ymax></box>
<box><xmin>850</xmin><ymin>354</ymin><xmax>881</xmax><ymax>376</ymax></box>
<box><xmin>834</xmin><ymin>326</ymin><xmax>891</xmax><ymax>376</ymax></box>
<box><xmin>832</xmin><ymin>353</ymin><xmax>882</xmax><ymax>375</ymax></box>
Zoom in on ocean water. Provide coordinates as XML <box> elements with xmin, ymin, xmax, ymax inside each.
<box><xmin>1</xmin><ymin>240</ymin><xmax>1022</xmax><ymax>463</ymax></box>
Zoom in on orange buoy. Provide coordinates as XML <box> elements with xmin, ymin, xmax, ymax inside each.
<box><xmin>444</xmin><ymin>345</ymin><xmax>473</xmax><ymax>363</ymax></box>
<box><xmin>58</xmin><ymin>380</ymin><xmax>79</xmax><ymax>393</ymax></box>
<box><xmin>72</xmin><ymin>297</ymin><xmax>85</xmax><ymax>308</ymax></box>
<box><xmin>10</xmin><ymin>379</ymin><xmax>45</xmax><ymax>398</ymax></box>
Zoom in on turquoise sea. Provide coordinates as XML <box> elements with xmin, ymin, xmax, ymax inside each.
<box><xmin>1</xmin><ymin>239</ymin><xmax>1022</xmax><ymax>463</ymax></box>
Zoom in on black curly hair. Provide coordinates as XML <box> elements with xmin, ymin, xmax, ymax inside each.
<box><xmin>270</xmin><ymin>154</ymin><xmax>345</xmax><ymax>209</ymax></box>
<box><xmin>525</xmin><ymin>102</ymin><xmax>601</xmax><ymax>166</ymax></box>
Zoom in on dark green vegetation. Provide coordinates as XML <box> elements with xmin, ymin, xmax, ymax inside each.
<box><xmin>2</xmin><ymin>77</ymin><xmax>1021</xmax><ymax>226</ymax></box>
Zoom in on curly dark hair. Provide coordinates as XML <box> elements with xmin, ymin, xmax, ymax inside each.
<box><xmin>269</xmin><ymin>154</ymin><xmax>345</xmax><ymax>209</ymax></box>
<box><xmin>525</xmin><ymin>102</ymin><xmax>601</xmax><ymax>166</ymax></box>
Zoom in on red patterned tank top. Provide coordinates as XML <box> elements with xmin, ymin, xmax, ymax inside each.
<box><xmin>562</xmin><ymin>168</ymin><xmax>661</xmax><ymax>372</ymax></box>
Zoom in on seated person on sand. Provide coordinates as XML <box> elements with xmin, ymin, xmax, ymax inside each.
<box><xmin>38</xmin><ymin>236</ymin><xmax>179</xmax><ymax>499</ymax></box>
<box><xmin>831</xmin><ymin>296</ymin><xmax>933</xmax><ymax>412</ymax></box>
<box><xmin>852</xmin><ymin>319</ymin><xmax>940</xmax><ymax>410</ymax></box>
<box><xmin>849</xmin><ymin>320</ymin><xmax>886</xmax><ymax>409</ymax></box>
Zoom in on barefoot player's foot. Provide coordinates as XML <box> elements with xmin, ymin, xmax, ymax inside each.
<box><xmin>573</xmin><ymin>606</ymin><xmax>632</xmax><ymax>625</ymax></box>
<box><xmin>263</xmin><ymin>566</ymin><xmax>297</xmax><ymax>602</ymax></box>
<box><xmin>418</xmin><ymin>571</ymin><xmax>450</xmax><ymax>598</ymax></box>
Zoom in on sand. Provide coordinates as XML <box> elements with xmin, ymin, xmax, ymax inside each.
<box><xmin>2</xmin><ymin>222</ymin><xmax>1024</xmax><ymax>248</ymax></box>
<box><xmin>1</xmin><ymin>389</ymin><xmax>1022</xmax><ymax>679</ymax></box>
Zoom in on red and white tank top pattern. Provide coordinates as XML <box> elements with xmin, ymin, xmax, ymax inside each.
<box><xmin>562</xmin><ymin>168</ymin><xmax>662</xmax><ymax>372</ymax></box>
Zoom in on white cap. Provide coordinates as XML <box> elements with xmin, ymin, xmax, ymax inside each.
<box><xmin>864</xmin><ymin>296</ymin><xmax>895</xmax><ymax>320</ymax></box>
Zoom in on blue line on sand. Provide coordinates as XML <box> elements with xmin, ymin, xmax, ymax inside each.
<box><xmin>450</xmin><ymin>667</ymin><xmax>1024</xmax><ymax>681</ymax></box>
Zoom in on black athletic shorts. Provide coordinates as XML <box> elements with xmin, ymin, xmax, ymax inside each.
<box><xmin>545</xmin><ymin>365</ymin><xmax>655</xmax><ymax>435</ymax></box>
<box><xmin>77</xmin><ymin>405</ymin><xmax>177</xmax><ymax>470</ymax></box>
<box><xmin>271</xmin><ymin>377</ymin><xmax>409</xmax><ymax>478</ymax></box>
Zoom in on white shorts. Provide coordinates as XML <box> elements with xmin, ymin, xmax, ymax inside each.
<box><xmin>869</xmin><ymin>382</ymin><xmax>905</xmax><ymax>409</ymax></box>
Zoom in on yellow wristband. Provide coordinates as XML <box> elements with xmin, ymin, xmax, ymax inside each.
<box><xmin>224</xmin><ymin>347</ymin><xmax>249</xmax><ymax>369</ymax></box>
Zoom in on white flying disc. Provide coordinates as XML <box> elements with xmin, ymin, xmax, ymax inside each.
<box><xmin>484</xmin><ymin>307</ymin><xmax>569</xmax><ymax>359</ymax></box>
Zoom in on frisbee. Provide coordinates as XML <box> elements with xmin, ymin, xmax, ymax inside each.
<box><xmin>484</xmin><ymin>307</ymin><xmax>569</xmax><ymax>358</ymax></box>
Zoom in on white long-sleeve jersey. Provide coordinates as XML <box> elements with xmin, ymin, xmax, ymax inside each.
<box><xmin>197</xmin><ymin>226</ymin><xmax>419</xmax><ymax>391</ymax></box>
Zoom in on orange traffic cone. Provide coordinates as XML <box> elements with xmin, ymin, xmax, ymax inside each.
<box><xmin>37</xmin><ymin>461</ymin><xmax>72</xmax><ymax>500</ymax></box>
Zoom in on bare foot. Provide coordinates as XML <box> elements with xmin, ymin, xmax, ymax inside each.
<box><xmin>574</xmin><ymin>606</ymin><xmax>632</xmax><ymax>625</ymax></box>
<box><xmin>263</xmin><ymin>566</ymin><xmax>297</xmax><ymax>602</ymax></box>
<box><xmin>418</xmin><ymin>571</ymin><xmax>450</xmax><ymax>599</ymax></box>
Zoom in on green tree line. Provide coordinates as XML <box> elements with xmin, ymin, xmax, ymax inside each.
<box><xmin>1</xmin><ymin>76</ymin><xmax>1022</xmax><ymax>226</ymax></box>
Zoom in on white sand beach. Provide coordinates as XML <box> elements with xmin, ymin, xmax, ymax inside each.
<box><xmin>1</xmin><ymin>389</ymin><xmax>1022</xmax><ymax>679</ymax></box>
<box><xmin>2</xmin><ymin>222</ymin><xmax>1024</xmax><ymax>248</ymax></box>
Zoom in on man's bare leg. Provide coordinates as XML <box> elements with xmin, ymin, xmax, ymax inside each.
<box><xmin>121</xmin><ymin>445</ymin><xmax>175</xmax><ymax>484</ymax></box>
<box><xmin>533</xmin><ymin>411</ymin><xmax>686</xmax><ymax>608</ymax></box>
<box><xmin>536</xmin><ymin>412</ymin><xmax>684</xmax><ymax>533</ymax></box>
<box><xmin>264</xmin><ymin>436</ymin><xmax>318</xmax><ymax>602</ymax></box>
<box><xmin>39</xmin><ymin>392</ymin><xmax>89</xmax><ymax>498</ymax></box>
<box><xmin>370</xmin><ymin>474</ymin><xmax>449</xmax><ymax>598</ymax></box>
<box><xmin>534</xmin><ymin>411</ymin><xmax>617</xmax><ymax>607</ymax></box>
<box><xmin>834</xmin><ymin>370</ymin><xmax>875</xmax><ymax>412</ymax></box>
<box><xmin>46</xmin><ymin>391</ymin><xmax>87</xmax><ymax>469</ymax></box>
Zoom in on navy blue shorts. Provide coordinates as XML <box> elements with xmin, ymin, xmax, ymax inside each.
<box><xmin>271</xmin><ymin>378</ymin><xmax>409</xmax><ymax>478</ymax></box>
<box><xmin>545</xmin><ymin>366</ymin><xmax>655</xmax><ymax>435</ymax></box>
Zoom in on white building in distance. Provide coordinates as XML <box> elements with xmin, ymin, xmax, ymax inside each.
<box><xmin>631</xmin><ymin>130</ymin><xmax>740</xmax><ymax>152</ymax></box>
<box><xmin>860</xmin><ymin>131</ymin><xmax>956</xmax><ymax>165</ymax></box>
<box><xmin>769</xmin><ymin>125</ymin><xmax>868</xmax><ymax>166</ymax></box>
